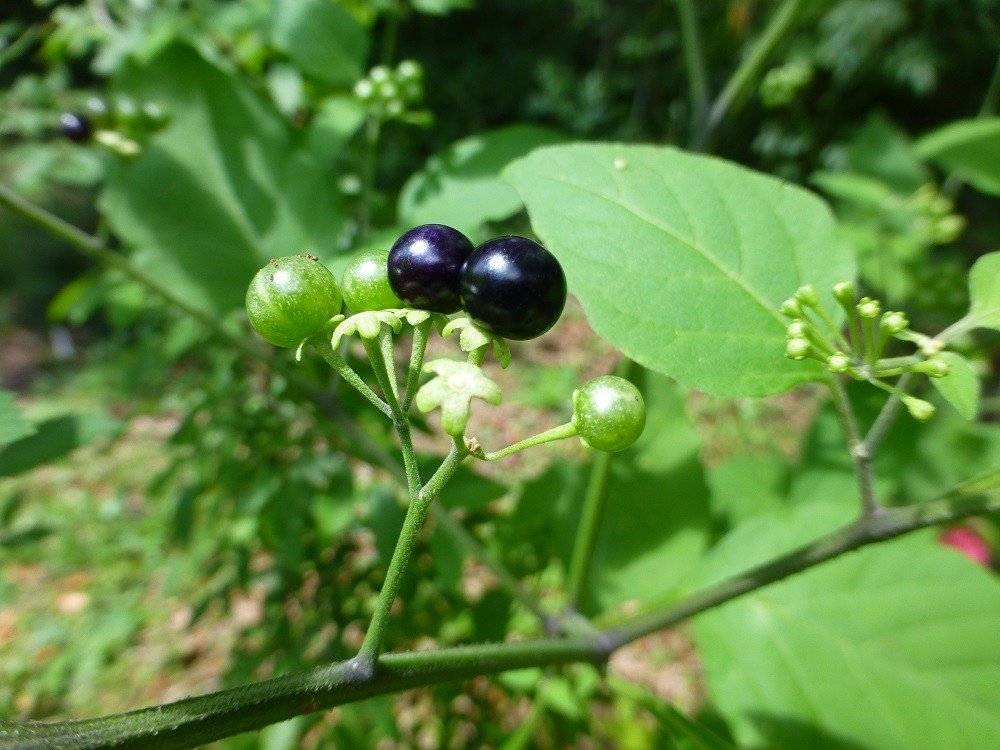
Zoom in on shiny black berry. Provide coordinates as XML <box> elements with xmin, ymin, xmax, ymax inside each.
<box><xmin>459</xmin><ymin>236</ymin><xmax>567</xmax><ymax>341</ymax></box>
<box><xmin>59</xmin><ymin>113</ymin><xmax>92</xmax><ymax>143</ymax></box>
<box><xmin>387</xmin><ymin>224</ymin><xmax>474</xmax><ymax>313</ymax></box>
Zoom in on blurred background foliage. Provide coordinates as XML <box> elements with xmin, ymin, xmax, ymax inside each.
<box><xmin>0</xmin><ymin>1</ymin><xmax>998</xmax><ymax>748</ymax></box>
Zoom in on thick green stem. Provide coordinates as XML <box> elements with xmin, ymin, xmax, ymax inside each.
<box><xmin>480</xmin><ymin>422</ymin><xmax>577</xmax><ymax>461</ymax></box>
<box><xmin>699</xmin><ymin>0</ymin><xmax>803</xmax><ymax>145</ymax></box>
<box><xmin>828</xmin><ymin>377</ymin><xmax>880</xmax><ymax>517</ymax></box>
<box><xmin>6</xmin><ymin>482</ymin><xmax>995</xmax><ymax>750</ymax></box>
<box><xmin>565</xmin><ymin>450</ymin><xmax>613</xmax><ymax>607</ymax></box>
<box><xmin>310</xmin><ymin>335</ymin><xmax>392</xmax><ymax>417</ymax></box>
<box><xmin>674</xmin><ymin>0</ymin><xmax>710</xmax><ymax>144</ymax></box>
<box><xmin>362</xmin><ymin>335</ymin><xmax>400</xmax><ymax>413</ymax></box>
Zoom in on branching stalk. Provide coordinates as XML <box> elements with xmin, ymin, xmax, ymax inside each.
<box><xmin>828</xmin><ymin>377</ymin><xmax>880</xmax><ymax>517</ymax></box>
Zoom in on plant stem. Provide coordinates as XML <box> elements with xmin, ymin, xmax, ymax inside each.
<box><xmin>359</xmin><ymin>117</ymin><xmax>382</xmax><ymax>242</ymax></box>
<box><xmin>828</xmin><ymin>377</ymin><xmax>880</xmax><ymax>517</ymax></box>
<box><xmin>310</xmin><ymin>335</ymin><xmax>393</xmax><ymax>418</ymax></box>
<box><xmin>480</xmin><ymin>422</ymin><xmax>577</xmax><ymax>461</ymax></box>
<box><xmin>674</xmin><ymin>0</ymin><xmax>710</xmax><ymax>145</ymax></box>
<box><xmin>699</xmin><ymin>0</ymin><xmax>803</xmax><ymax>146</ymax></box>
<box><xmin>861</xmin><ymin>373</ymin><xmax>913</xmax><ymax>456</ymax></box>
<box><xmin>8</xmin><ymin>480</ymin><xmax>995</xmax><ymax>750</ymax></box>
<box><xmin>402</xmin><ymin>319</ymin><xmax>431</xmax><ymax>411</ymax></box>
<box><xmin>565</xmin><ymin>450</ymin><xmax>613</xmax><ymax>607</ymax></box>
<box><xmin>362</xmin><ymin>335</ymin><xmax>400</xmax><ymax>413</ymax></box>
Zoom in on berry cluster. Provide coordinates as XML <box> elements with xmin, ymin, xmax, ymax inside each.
<box><xmin>353</xmin><ymin>60</ymin><xmax>424</xmax><ymax>122</ymax></box>
<box><xmin>387</xmin><ymin>224</ymin><xmax>567</xmax><ymax>341</ymax></box>
<box><xmin>781</xmin><ymin>281</ymin><xmax>950</xmax><ymax>421</ymax></box>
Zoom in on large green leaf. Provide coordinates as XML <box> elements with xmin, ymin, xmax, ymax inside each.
<box><xmin>693</xmin><ymin>502</ymin><xmax>1000</xmax><ymax>750</ymax></box>
<box><xmin>915</xmin><ymin>118</ymin><xmax>1000</xmax><ymax>196</ymax></box>
<box><xmin>271</xmin><ymin>0</ymin><xmax>368</xmax><ymax>86</ymax></box>
<box><xmin>964</xmin><ymin>252</ymin><xmax>1000</xmax><ymax>334</ymax></box>
<box><xmin>100</xmin><ymin>45</ymin><xmax>346</xmax><ymax>314</ymax></box>
<box><xmin>398</xmin><ymin>125</ymin><xmax>566</xmax><ymax>237</ymax></box>
<box><xmin>581</xmin><ymin>370</ymin><xmax>711</xmax><ymax>613</ymax></box>
<box><xmin>505</xmin><ymin>144</ymin><xmax>855</xmax><ymax>397</ymax></box>
<box><xmin>0</xmin><ymin>390</ymin><xmax>34</xmax><ymax>447</ymax></box>
<box><xmin>931</xmin><ymin>352</ymin><xmax>980</xmax><ymax>421</ymax></box>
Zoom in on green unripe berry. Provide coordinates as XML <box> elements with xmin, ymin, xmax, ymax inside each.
<box><xmin>903</xmin><ymin>396</ymin><xmax>935</xmax><ymax>422</ymax></box>
<box><xmin>832</xmin><ymin>281</ymin><xmax>855</xmax><ymax>305</ymax></box>
<box><xmin>572</xmin><ymin>376</ymin><xmax>646</xmax><ymax>453</ymax></box>
<box><xmin>857</xmin><ymin>297</ymin><xmax>881</xmax><ymax>319</ymax></box>
<box><xmin>827</xmin><ymin>352</ymin><xmax>850</xmax><ymax>373</ymax></box>
<box><xmin>246</xmin><ymin>255</ymin><xmax>342</xmax><ymax>348</ymax></box>
<box><xmin>785</xmin><ymin>337</ymin><xmax>811</xmax><ymax>360</ymax></box>
<box><xmin>341</xmin><ymin>250</ymin><xmax>403</xmax><ymax>312</ymax></box>
<box><xmin>795</xmin><ymin>284</ymin><xmax>819</xmax><ymax>307</ymax></box>
<box><xmin>881</xmin><ymin>311</ymin><xmax>908</xmax><ymax>334</ymax></box>
<box><xmin>786</xmin><ymin>320</ymin><xmax>807</xmax><ymax>338</ymax></box>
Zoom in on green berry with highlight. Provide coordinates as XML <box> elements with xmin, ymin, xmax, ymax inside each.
<box><xmin>572</xmin><ymin>376</ymin><xmax>646</xmax><ymax>453</ymax></box>
<box><xmin>341</xmin><ymin>250</ymin><xmax>403</xmax><ymax>312</ymax></box>
<box><xmin>246</xmin><ymin>255</ymin><xmax>342</xmax><ymax>348</ymax></box>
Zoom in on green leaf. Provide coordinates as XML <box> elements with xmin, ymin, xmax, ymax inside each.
<box><xmin>0</xmin><ymin>390</ymin><xmax>34</xmax><ymax>447</ymax></box>
<box><xmin>0</xmin><ymin>411</ymin><xmax>122</xmax><ymax>478</ymax></box>
<box><xmin>931</xmin><ymin>352</ymin><xmax>980</xmax><ymax>420</ymax></box>
<box><xmin>964</xmin><ymin>251</ymin><xmax>1000</xmax><ymax>334</ymax></box>
<box><xmin>582</xmin><ymin>370</ymin><xmax>711</xmax><ymax>612</ymax></box>
<box><xmin>693</xmin><ymin>502</ymin><xmax>1000</xmax><ymax>750</ymax></box>
<box><xmin>915</xmin><ymin>118</ymin><xmax>1000</xmax><ymax>196</ymax></box>
<box><xmin>505</xmin><ymin>144</ymin><xmax>855</xmax><ymax>397</ymax></box>
<box><xmin>100</xmin><ymin>45</ymin><xmax>346</xmax><ymax>314</ymax></box>
<box><xmin>706</xmin><ymin>453</ymin><xmax>788</xmax><ymax>526</ymax></box>
<box><xmin>271</xmin><ymin>0</ymin><xmax>368</xmax><ymax>86</ymax></box>
<box><xmin>399</xmin><ymin>125</ymin><xmax>566</xmax><ymax>236</ymax></box>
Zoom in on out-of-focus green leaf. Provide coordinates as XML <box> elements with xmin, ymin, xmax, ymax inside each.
<box><xmin>0</xmin><ymin>411</ymin><xmax>122</xmax><ymax>478</ymax></box>
<box><xmin>582</xmin><ymin>370</ymin><xmax>711</xmax><ymax>612</ymax></box>
<box><xmin>693</xmin><ymin>501</ymin><xmax>1000</xmax><ymax>750</ymax></box>
<box><xmin>505</xmin><ymin>144</ymin><xmax>855</xmax><ymax>397</ymax></box>
<box><xmin>399</xmin><ymin>124</ymin><xmax>566</xmax><ymax>236</ymax></box>
<box><xmin>706</xmin><ymin>453</ymin><xmax>788</xmax><ymax>526</ymax></box>
<box><xmin>100</xmin><ymin>44</ymin><xmax>346</xmax><ymax>314</ymax></box>
<box><xmin>271</xmin><ymin>0</ymin><xmax>368</xmax><ymax>85</ymax></box>
<box><xmin>964</xmin><ymin>252</ymin><xmax>1000</xmax><ymax>333</ymax></box>
<box><xmin>842</xmin><ymin>113</ymin><xmax>928</xmax><ymax>192</ymax></box>
<box><xmin>0</xmin><ymin>390</ymin><xmax>34</xmax><ymax>447</ymax></box>
<box><xmin>931</xmin><ymin>352</ymin><xmax>980</xmax><ymax>420</ymax></box>
<box><xmin>915</xmin><ymin>118</ymin><xmax>1000</xmax><ymax>196</ymax></box>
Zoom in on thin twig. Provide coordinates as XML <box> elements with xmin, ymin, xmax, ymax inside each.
<box><xmin>827</xmin><ymin>377</ymin><xmax>880</xmax><ymax>517</ymax></box>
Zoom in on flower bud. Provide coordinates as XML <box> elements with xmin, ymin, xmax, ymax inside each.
<box><xmin>903</xmin><ymin>396</ymin><xmax>935</xmax><ymax>422</ymax></box>
<box><xmin>827</xmin><ymin>352</ymin><xmax>850</xmax><ymax>373</ymax></box>
<box><xmin>857</xmin><ymin>297</ymin><xmax>881</xmax><ymax>319</ymax></box>
<box><xmin>913</xmin><ymin>358</ymin><xmax>950</xmax><ymax>378</ymax></box>
<box><xmin>369</xmin><ymin>65</ymin><xmax>391</xmax><ymax>83</ymax></box>
<box><xmin>780</xmin><ymin>298</ymin><xmax>803</xmax><ymax>318</ymax></box>
<box><xmin>785</xmin><ymin>337</ymin><xmax>811</xmax><ymax>360</ymax></box>
<box><xmin>832</xmin><ymin>281</ymin><xmax>855</xmax><ymax>305</ymax></box>
<box><xmin>795</xmin><ymin>284</ymin><xmax>820</xmax><ymax>307</ymax></box>
<box><xmin>354</xmin><ymin>79</ymin><xmax>374</xmax><ymax>100</ymax></box>
<box><xmin>880</xmin><ymin>311</ymin><xmax>908</xmax><ymax>334</ymax></box>
<box><xmin>397</xmin><ymin>60</ymin><xmax>421</xmax><ymax>80</ymax></box>
<box><xmin>786</xmin><ymin>320</ymin><xmax>807</xmax><ymax>338</ymax></box>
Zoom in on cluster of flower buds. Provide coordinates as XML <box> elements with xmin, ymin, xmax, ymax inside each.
<box><xmin>58</xmin><ymin>96</ymin><xmax>169</xmax><ymax>157</ymax></box>
<box><xmin>353</xmin><ymin>60</ymin><xmax>425</xmax><ymax>122</ymax></box>
<box><xmin>908</xmin><ymin>184</ymin><xmax>965</xmax><ymax>246</ymax></box>
<box><xmin>781</xmin><ymin>281</ymin><xmax>952</xmax><ymax>421</ymax></box>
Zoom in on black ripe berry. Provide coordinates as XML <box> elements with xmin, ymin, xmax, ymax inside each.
<box><xmin>59</xmin><ymin>112</ymin><xmax>92</xmax><ymax>143</ymax></box>
<box><xmin>387</xmin><ymin>224</ymin><xmax>474</xmax><ymax>314</ymax></box>
<box><xmin>459</xmin><ymin>236</ymin><xmax>566</xmax><ymax>341</ymax></box>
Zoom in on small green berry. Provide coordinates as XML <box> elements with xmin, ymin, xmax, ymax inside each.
<box><xmin>785</xmin><ymin>337</ymin><xmax>811</xmax><ymax>360</ymax></box>
<box><xmin>572</xmin><ymin>376</ymin><xmax>646</xmax><ymax>452</ymax></box>
<box><xmin>341</xmin><ymin>250</ymin><xmax>403</xmax><ymax>313</ymax></box>
<box><xmin>246</xmin><ymin>255</ymin><xmax>342</xmax><ymax>348</ymax></box>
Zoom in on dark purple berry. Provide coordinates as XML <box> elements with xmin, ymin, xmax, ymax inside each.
<box><xmin>59</xmin><ymin>113</ymin><xmax>92</xmax><ymax>143</ymax></box>
<box><xmin>387</xmin><ymin>224</ymin><xmax>474</xmax><ymax>313</ymax></box>
<box><xmin>459</xmin><ymin>236</ymin><xmax>566</xmax><ymax>341</ymax></box>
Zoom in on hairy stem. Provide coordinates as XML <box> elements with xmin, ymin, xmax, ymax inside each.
<box><xmin>828</xmin><ymin>377</ymin><xmax>880</xmax><ymax>517</ymax></box>
<box><xmin>6</xmin><ymin>481</ymin><xmax>995</xmax><ymax>750</ymax></box>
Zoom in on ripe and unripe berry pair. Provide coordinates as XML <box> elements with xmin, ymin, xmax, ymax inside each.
<box><xmin>248</xmin><ymin>224</ymin><xmax>567</xmax><ymax>345</ymax></box>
